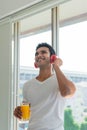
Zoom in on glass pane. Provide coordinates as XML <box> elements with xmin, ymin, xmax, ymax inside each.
<box><xmin>20</xmin><ymin>31</ymin><xmax>51</xmax><ymax>67</ymax></box>
<box><xmin>59</xmin><ymin>21</ymin><xmax>87</xmax><ymax>130</ymax></box>
<box><xmin>18</xmin><ymin>9</ymin><xmax>51</xmax><ymax>130</ymax></box>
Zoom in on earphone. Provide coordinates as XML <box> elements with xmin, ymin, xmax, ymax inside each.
<box><xmin>34</xmin><ymin>62</ymin><xmax>38</xmax><ymax>68</ymax></box>
<box><xmin>50</xmin><ymin>54</ymin><xmax>57</xmax><ymax>63</ymax></box>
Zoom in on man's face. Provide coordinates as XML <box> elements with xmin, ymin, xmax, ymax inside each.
<box><xmin>35</xmin><ymin>47</ymin><xmax>50</xmax><ymax>67</ymax></box>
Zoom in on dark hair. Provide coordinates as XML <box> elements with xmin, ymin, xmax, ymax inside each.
<box><xmin>36</xmin><ymin>42</ymin><xmax>56</xmax><ymax>56</ymax></box>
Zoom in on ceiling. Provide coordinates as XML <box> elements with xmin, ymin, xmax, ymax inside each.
<box><xmin>0</xmin><ymin>0</ymin><xmax>43</xmax><ymax>19</ymax></box>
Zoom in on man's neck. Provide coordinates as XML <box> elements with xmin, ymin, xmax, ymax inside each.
<box><xmin>36</xmin><ymin>66</ymin><xmax>53</xmax><ymax>81</ymax></box>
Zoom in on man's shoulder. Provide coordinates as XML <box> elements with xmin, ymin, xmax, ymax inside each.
<box><xmin>24</xmin><ymin>78</ymin><xmax>36</xmax><ymax>87</ymax></box>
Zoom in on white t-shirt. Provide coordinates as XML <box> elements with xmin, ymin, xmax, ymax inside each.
<box><xmin>23</xmin><ymin>74</ymin><xmax>66</xmax><ymax>130</ymax></box>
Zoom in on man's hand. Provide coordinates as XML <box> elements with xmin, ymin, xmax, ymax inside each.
<box><xmin>51</xmin><ymin>55</ymin><xmax>63</xmax><ymax>67</ymax></box>
<box><xmin>13</xmin><ymin>106</ymin><xmax>22</xmax><ymax>119</ymax></box>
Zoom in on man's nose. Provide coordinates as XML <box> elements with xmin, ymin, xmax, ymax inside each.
<box><xmin>37</xmin><ymin>52</ymin><xmax>42</xmax><ymax>57</ymax></box>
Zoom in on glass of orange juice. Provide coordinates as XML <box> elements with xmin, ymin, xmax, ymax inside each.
<box><xmin>21</xmin><ymin>102</ymin><xmax>31</xmax><ymax>121</ymax></box>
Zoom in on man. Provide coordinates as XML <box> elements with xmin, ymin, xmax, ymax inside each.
<box><xmin>14</xmin><ymin>42</ymin><xmax>76</xmax><ymax>130</ymax></box>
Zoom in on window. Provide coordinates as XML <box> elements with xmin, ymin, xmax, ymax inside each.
<box><xmin>12</xmin><ymin>1</ymin><xmax>87</xmax><ymax>130</ymax></box>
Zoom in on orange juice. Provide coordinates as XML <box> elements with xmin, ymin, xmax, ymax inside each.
<box><xmin>21</xmin><ymin>104</ymin><xmax>31</xmax><ymax>121</ymax></box>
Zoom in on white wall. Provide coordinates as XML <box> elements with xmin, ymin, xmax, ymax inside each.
<box><xmin>0</xmin><ymin>21</ymin><xmax>12</xmax><ymax>130</ymax></box>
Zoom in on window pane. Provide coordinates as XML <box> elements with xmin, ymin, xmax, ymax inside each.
<box><xmin>18</xmin><ymin>9</ymin><xmax>51</xmax><ymax>130</ymax></box>
<box><xmin>59</xmin><ymin>21</ymin><xmax>87</xmax><ymax>129</ymax></box>
<box><xmin>59</xmin><ymin>21</ymin><xmax>87</xmax><ymax>73</ymax></box>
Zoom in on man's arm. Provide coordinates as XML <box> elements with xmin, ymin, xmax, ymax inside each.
<box><xmin>53</xmin><ymin>58</ymin><xmax>76</xmax><ymax>98</ymax></box>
